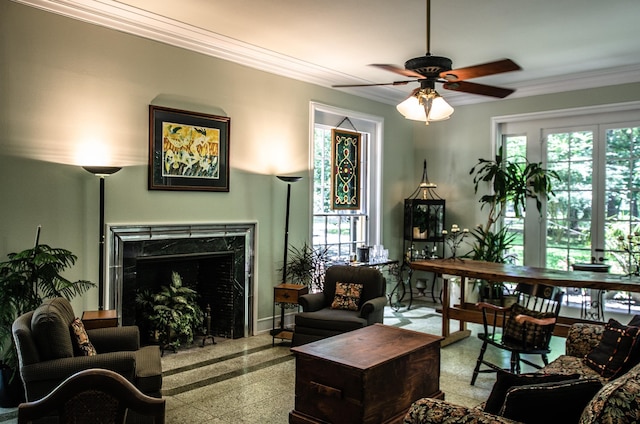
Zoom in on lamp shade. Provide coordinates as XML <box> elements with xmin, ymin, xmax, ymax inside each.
<box><xmin>83</xmin><ymin>166</ymin><xmax>122</xmax><ymax>177</ymax></box>
<box><xmin>397</xmin><ymin>90</ymin><xmax>454</xmax><ymax>123</ymax></box>
<box><xmin>396</xmin><ymin>96</ymin><xmax>426</xmax><ymax>121</ymax></box>
<box><xmin>427</xmin><ymin>96</ymin><xmax>455</xmax><ymax>121</ymax></box>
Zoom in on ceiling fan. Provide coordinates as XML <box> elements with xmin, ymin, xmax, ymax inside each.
<box><xmin>333</xmin><ymin>0</ymin><xmax>521</xmax><ymax>123</ymax></box>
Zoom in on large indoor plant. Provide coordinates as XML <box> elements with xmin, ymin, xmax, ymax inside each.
<box><xmin>468</xmin><ymin>151</ymin><xmax>559</xmax><ymax>301</ymax></box>
<box><xmin>0</xmin><ymin>227</ymin><xmax>93</xmax><ymax>406</ymax></box>
<box><xmin>136</xmin><ymin>271</ymin><xmax>204</xmax><ymax>353</ymax></box>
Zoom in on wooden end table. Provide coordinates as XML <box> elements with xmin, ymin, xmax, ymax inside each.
<box><xmin>271</xmin><ymin>283</ymin><xmax>308</xmax><ymax>345</ymax></box>
<box><xmin>81</xmin><ymin>310</ymin><xmax>118</xmax><ymax>330</ymax></box>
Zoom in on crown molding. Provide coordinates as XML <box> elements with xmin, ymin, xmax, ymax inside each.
<box><xmin>12</xmin><ymin>1</ymin><xmax>363</xmax><ymax>85</ymax></box>
<box><xmin>446</xmin><ymin>63</ymin><xmax>640</xmax><ymax>106</ymax></box>
<box><xmin>12</xmin><ymin>0</ymin><xmax>640</xmax><ymax>107</ymax></box>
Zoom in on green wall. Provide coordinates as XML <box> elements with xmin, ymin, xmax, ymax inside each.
<box><xmin>2</xmin><ymin>1</ymin><xmax>640</xmax><ymax>332</ymax></box>
<box><xmin>0</xmin><ymin>1</ymin><xmax>414</xmax><ymax>331</ymax></box>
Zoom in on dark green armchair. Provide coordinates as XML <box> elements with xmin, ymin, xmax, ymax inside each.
<box><xmin>12</xmin><ymin>297</ymin><xmax>162</xmax><ymax>401</ymax></box>
<box><xmin>291</xmin><ymin>265</ymin><xmax>387</xmax><ymax>347</ymax></box>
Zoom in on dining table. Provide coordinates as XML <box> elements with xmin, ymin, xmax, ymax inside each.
<box><xmin>409</xmin><ymin>258</ymin><xmax>640</xmax><ymax>346</ymax></box>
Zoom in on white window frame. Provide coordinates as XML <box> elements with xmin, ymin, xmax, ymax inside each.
<box><xmin>309</xmin><ymin>102</ymin><xmax>384</xmax><ymax>252</ymax></box>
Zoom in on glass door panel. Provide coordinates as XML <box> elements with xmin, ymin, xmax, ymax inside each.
<box><xmin>603</xmin><ymin>127</ymin><xmax>640</xmax><ymax>275</ymax></box>
<box><xmin>545</xmin><ymin>130</ymin><xmax>594</xmax><ymax>270</ymax></box>
<box><xmin>503</xmin><ymin>135</ymin><xmax>526</xmax><ymax>265</ymax></box>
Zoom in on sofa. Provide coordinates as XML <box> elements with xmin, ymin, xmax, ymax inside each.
<box><xmin>12</xmin><ymin>297</ymin><xmax>163</xmax><ymax>401</ymax></box>
<box><xmin>404</xmin><ymin>320</ymin><xmax>640</xmax><ymax>424</ymax></box>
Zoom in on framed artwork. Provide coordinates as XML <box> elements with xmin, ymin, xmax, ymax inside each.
<box><xmin>330</xmin><ymin>128</ymin><xmax>361</xmax><ymax>210</ymax></box>
<box><xmin>149</xmin><ymin>105</ymin><xmax>230</xmax><ymax>191</ymax></box>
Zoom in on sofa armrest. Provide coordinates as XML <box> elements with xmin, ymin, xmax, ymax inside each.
<box><xmin>404</xmin><ymin>398</ymin><xmax>521</xmax><ymax>424</ymax></box>
<box><xmin>299</xmin><ymin>293</ymin><xmax>326</xmax><ymax>312</ymax></box>
<box><xmin>566</xmin><ymin>323</ymin><xmax>605</xmax><ymax>357</ymax></box>
<box><xmin>87</xmin><ymin>326</ymin><xmax>140</xmax><ymax>352</ymax></box>
<box><xmin>360</xmin><ymin>296</ymin><xmax>387</xmax><ymax>318</ymax></box>
<box><xmin>19</xmin><ymin>351</ymin><xmax>137</xmax><ymax>384</ymax></box>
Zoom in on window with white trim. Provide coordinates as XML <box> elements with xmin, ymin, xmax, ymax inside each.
<box><xmin>310</xmin><ymin>103</ymin><xmax>383</xmax><ymax>262</ymax></box>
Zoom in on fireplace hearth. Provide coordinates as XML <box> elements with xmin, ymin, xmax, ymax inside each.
<box><xmin>107</xmin><ymin>223</ymin><xmax>255</xmax><ymax>339</ymax></box>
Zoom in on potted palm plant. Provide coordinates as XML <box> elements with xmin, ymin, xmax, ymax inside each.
<box><xmin>0</xmin><ymin>226</ymin><xmax>93</xmax><ymax>406</ymax></box>
<box><xmin>280</xmin><ymin>242</ymin><xmax>329</xmax><ymax>292</ymax></box>
<box><xmin>468</xmin><ymin>150</ymin><xmax>559</xmax><ymax>303</ymax></box>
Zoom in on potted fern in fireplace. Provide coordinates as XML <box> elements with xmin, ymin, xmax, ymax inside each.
<box><xmin>136</xmin><ymin>271</ymin><xmax>204</xmax><ymax>353</ymax></box>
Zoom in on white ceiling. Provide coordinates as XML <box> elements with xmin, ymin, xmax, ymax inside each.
<box><xmin>16</xmin><ymin>0</ymin><xmax>640</xmax><ymax>106</ymax></box>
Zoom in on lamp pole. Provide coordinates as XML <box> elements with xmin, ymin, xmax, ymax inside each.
<box><xmin>276</xmin><ymin>176</ymin><xmax>302</xmax><ymax>284</ymax></box>
<box><xmin>83</xmin><ymin>166</ymin><xmax>122</xmax><ymax>310</ymax></box>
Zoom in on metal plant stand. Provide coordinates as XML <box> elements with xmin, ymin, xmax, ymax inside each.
<box><xmin>201</xmin><ymin>304</ymin><xmax>216</xmax><ymax>347</ymax></box>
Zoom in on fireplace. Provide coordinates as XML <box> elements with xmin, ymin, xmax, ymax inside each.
<box><xmin>107</xmin><ymin>223</ymin><xmax>255</xmax><ymax>339</ymax></box>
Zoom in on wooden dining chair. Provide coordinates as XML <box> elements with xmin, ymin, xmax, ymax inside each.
<box><xmin>18</xmin><ymin>368</ymin><xmax>165</xmax><ymax>424</ymax></box>
<box><xmin>470</xmin><ymin>283</ymin><xmax>564</xmax><ymax>385</ymax></box>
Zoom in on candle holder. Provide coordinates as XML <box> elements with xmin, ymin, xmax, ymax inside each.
<box><xmin>442</xmin><ymin>224</ymin><xmax>469</xmax><ymax>260</ymax></box>
<box><xmin>618</xmin><ymin>232</ymin><xmax>640</xmax><ymax>277</ymax></box>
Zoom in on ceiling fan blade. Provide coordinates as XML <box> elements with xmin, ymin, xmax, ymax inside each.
<box><xmin>440</xmin><ymin>59</ymin><xmax>521</xmax><ymax>82</ymax></box>
<box><xmin>442</xmin><ymin>81</ymin><xmax>515</xmax><ymax>98</ymax></box>
<box><xmin>370</xmin><ymin>64</ymin><xmax>426</xmax><ymax>79</ymax></box>
<box><xmin>332</xmin><ymin>80</ymin><xmax>416</xmax><ymax>88</ymax></box>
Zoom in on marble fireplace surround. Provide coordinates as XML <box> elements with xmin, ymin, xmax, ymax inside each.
<box><xmin>107</xmin><ymin>222</ymin><xmax>256</xmax><ymax>338</ymax></box>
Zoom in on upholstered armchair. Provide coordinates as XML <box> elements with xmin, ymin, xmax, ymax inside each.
<box><xmin>291</xmin><ymin>265</ymin><xmax>387</xmax><ymax>347</ymax></box>
<box><xmin>12</xmin><ymin>297</ymin><xmax>162</xmax><ymax>401</ymax></box>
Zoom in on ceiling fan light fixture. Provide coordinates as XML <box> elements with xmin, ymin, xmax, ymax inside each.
<box><xmin>396</xmin><ymin>89</ymin><xmax>454</xmax><ymax>124</ymax></box>
<box><xmin>426</xmin><ymin>94</ymin><xmax>454</xmax><ymax>121</ymax></box>
<box><xmin>396</xmin><ymin>95</ymin><xmax>426</xmax><ymax>121</ymax></box>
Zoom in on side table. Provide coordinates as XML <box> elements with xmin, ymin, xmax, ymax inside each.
<box><xmin>271</xmin><ymin>283</ymin><xmax>308</xmax><ymax>346</ymax></box>
<box><xmin>81</xmin><ymin>310</ymin><xmax>118</xmax><ymax>330</ymax></box>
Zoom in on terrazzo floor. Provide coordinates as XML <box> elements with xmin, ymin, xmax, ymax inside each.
<box><xmin>0</xmin><ymin>296</ymin><xmax>591</xmax><ymax>423</ymax></box>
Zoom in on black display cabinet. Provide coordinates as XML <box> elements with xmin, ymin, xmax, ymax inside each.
<box><xmin>403</xmin><ymin>160</ymin><xmax>445</xmax><ymax>260</ymax></box>
<box><xmin>404</xmin><ymin>198</ymin><xmax>446</xmax><ymax>244</ymax></box>
<box><xmin>389</xmin><ymin>160</ymin><xmax>445</xmax><ymax>310</ymax></box>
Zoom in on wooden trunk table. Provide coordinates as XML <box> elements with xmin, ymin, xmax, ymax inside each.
<box><xmin>289</xmin><ymin>324</ymin><xmax>443</xmax><ymax>424</ymax></box>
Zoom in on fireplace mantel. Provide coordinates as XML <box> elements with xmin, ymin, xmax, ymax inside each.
<box><xmin>107</xmin><ymin>222</ymin><xmax>256</xmax><ymax>338</ymax></box>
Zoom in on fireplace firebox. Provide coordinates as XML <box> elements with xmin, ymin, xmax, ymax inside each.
<box><xmin>107</xmin><ymin>223</ymin><xmax>255</xmax><ymax>340</ymax></box>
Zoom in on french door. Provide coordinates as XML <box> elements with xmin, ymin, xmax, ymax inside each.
<box><xmin>545</xmin><ymin>124</ymin><xmax>640</xmax><ymax>273</ymax></box>
<box><xmin>498</xmin><ymin>105</ymin><xmax>640</xmax><ymax>272</ymax></box>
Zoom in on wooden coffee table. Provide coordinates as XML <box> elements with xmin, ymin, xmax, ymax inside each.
<box><xmin>289</xmin><ymin>324</ymin><xmax>443</xmax><ymax>424</ymax></box>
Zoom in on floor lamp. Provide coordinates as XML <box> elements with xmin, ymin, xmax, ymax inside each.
<box><xmin>277</xmin><ymin>175</ymin><xmax>302</xmax><ymax>284</ymax></box>
<box><xmin>83</xmin><ymin>166</ymin><xmax>122</xmax><ymax>310</ymax></box>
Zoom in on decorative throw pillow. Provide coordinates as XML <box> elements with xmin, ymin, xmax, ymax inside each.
<box><xmin>499</xmin><ymin>378</ymin><xmax>603</xmax><ymax>423</ymax></box>
<box><xmin>70</xmin><ymin>318</ymin><xmax>97</xmax><ymax>356</ymax></box>
<box><xmin>584</xmin><ymin>318</ymin><xmax>640</xmax><ymax>379</ymax></box>
<box><xmin>484</xmin><ymin>369</ymin><xmax>580</xmax><ymax>415</ymax></box>
<box><xmin>580</xmin><ymin>369</ymin><xmax>640</xmax><ymax>423</ymax></box>
<box><xmin>628</xmin><ymin>314</ymin><xmax>640</xmax><ymax>327</ymax></box>
<box><xmin>330</xmin><ymin>282</ymin><xmax>363</xmax><ymax>311</ymax></box>
<box><xmin>502</xmin><ymin>303</ymin><xmax>556</xmax><ymax>348</ymax></box>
